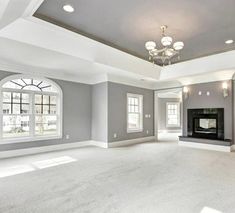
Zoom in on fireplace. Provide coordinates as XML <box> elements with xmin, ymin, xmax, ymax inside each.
<box><xmin>187</xmin><ymin>108</ymin><xmax>224</xmax><ymax>140</ymax></box>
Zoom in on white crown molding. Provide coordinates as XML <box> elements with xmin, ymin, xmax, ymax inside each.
<box><xmin>0</xmin><ymin>59</ymin><xmax>95</xmax><ymax>84</ymax></box>
<box><xmin>161</xmin><ymin>51</ymin><xmax>235</xmax><ymax>81</ymax></box>
<box><xmin>0</xmin><ymin>60</ymin><xmax>156</xmax><ymax>89</ymax></box>
<box><xmin>107</xmin><ymin>74</ymin><xmax>157</xmax><ymax>89</ymax></box>
<box><xmin>22</xmin><ymin>0</ymin><xmax>44</xmax><ymax>17</ymax></box>
<box><xmin>0</xmin><ymin>0</ymin><xmax>10</xmax><ymax>21</ymax></box>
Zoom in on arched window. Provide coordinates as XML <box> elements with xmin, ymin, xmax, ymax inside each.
<box><xmin>0</xmin><ymin>75</ymin><xmax>62</xmax><ymax>143</ymax></box>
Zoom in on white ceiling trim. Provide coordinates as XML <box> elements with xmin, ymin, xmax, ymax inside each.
<box><xmin>0</xmin><ymin>59</ymin><xmax>96</xmax><ymax>84</ymax></box>
<box><xmin>0</xmin><ymin>59</ymin><xmax>158</xmax><ymax>89</ymax></box>
<box><xmin>161</xmin><ymin>50</ymin><xmax>235</xmax><ymax>81</ymax></box>
<box><xmin>0</xmin><ymin>0</ymin><xmax>235</xmax><ymax>90</ymax></box>
<box><xmin>0</xmin><ymin>16</ymin><xmax>161</xmax><ymax>79</ymax></box>
<box><xmin>22</xmin><ymin>0</ymin><xmax>44</xmax><ymax>17</ymax></box>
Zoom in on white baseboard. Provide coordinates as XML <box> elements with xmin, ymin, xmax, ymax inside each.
<box><xmin>90</xmin><ymin>140</ymin><xmax>108</xmax><ymax>148</ymax></box>
<box><xmin>178</xmin><ymin>141</ymin><xmax>231</xmax><ymax>152</ymax></box>
<box><xmin>108</xmin><ymin>136</ymin><xmax>156</xmax><ymax>148</ymax></box>
<box><xmin>231</xmin><ymin>145</ymin><xmax>235</xmax><ymax>152</ymax></box>
<box><xmin>0</xmin><ymin>136</ymin><xmax>155</xmax><ymax>159</ymax></box>
<box><xmin>0</xmin><ymin>141</ymin><xmax>93</xmax><ymax>159</ymax></box>
<box><xmin>158</xmin><ymin>130</ymin><xmax>182</xmax><ymax>133</ymax></box>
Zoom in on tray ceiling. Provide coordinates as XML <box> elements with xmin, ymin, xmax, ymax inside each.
<box><xmin>34</xmin><ymin>0</ymin><xmax>235</xmax><ymax>65</ymax></box>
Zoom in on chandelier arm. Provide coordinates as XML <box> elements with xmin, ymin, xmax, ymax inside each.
<box><xmin>149</xmin><ymin>47</ymin><xmax>167</xmax><ymax>56</ymax></box>
<box><xmin>145</xmin><ymin>25</ymin><xmax>183</xmax><ymax>66</ymax></box>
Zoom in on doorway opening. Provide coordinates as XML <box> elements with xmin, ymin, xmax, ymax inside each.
<box><xmin>155</xmin><ymin>88</ymin><xmax>183</xmax><ymax>142</ymax></box>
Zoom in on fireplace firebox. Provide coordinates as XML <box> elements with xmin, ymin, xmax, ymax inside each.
<box><xmin>187</xmin><ymin>108</ymin><xmax>224</xmax><ymax>140</ymax></box>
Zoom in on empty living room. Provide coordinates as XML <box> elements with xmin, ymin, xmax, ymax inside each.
<box><xmin>1</xmin><ymin>0</ymin><xmax>235</xmax><ymax>213</ymax></box>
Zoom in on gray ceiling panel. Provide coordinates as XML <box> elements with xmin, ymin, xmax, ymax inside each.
<box><xmin>34</xmin><ymin>0</ymin><xmax>235</xmax><ymax>65</ymax></box>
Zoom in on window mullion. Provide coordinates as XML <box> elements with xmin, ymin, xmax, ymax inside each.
<box><xmin>30</xmin><ymin>92</ymin><xmax>35</xmax><ymax>137</ymax></box>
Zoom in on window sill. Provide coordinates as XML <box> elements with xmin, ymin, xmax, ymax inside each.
<box><xmin>166</xmin><ymin>125</ymin><xmax>181</xmax><ymax>128</ymax></box>
<box><xmin>0</xmin><ymin>135</ymin><xmax>62</xmax><ymax>145</ymax></box>
<box><xmin>127</xmin><ymin>129</ymin><xmax>143</xmax><ymax>133</ymax></box>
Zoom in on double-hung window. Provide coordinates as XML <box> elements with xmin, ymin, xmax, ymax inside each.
<box><xmin>0</xmin><ymin>75</ymin><xmax>62</xmax><ymax>143</ymax></box>
<box><xmin>166</xmin><ymin>102</ymin><xmax>180</xmax><ymax>127</ymax></box>
<box><xmin>127</xmin><ymin>93</ymin><xmax>143</xmax><ymax>132</ymax></box>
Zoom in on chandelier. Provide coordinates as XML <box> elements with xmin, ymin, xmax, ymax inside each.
<box><xmin>145</xmin><ymin>25</ymin><xmax>184</xmax><ymax>65</ymax></box>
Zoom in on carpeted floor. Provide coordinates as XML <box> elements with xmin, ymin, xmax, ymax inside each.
<box><xmin>0</xmin><ymin>140</ymin><xmax>235</xmax><ymax>213</ymax></box>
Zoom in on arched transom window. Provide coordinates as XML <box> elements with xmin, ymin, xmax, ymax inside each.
<box><xmin>0</xmin><ymin>75</ymin><xmax>62</xmax><ymax>142</ymax></box>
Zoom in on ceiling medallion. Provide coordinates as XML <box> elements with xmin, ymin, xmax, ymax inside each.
<box><xmin>145</xmin><ymin>25</ymin><xmax>184</xmax><ymax>66</ymax></box>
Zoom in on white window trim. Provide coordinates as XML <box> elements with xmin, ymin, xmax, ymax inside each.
<box><xmin>0</xmin><ymin>74</ymin><xmax>63</xmax><ymax>144</ymax></box>
<box><xmin>127</xmin><ymin>93</ymin><xmax>143</xmax><ymax>133</ymax></box>
<box><xmin>166</xmin><ymin>102</ymin><xmax>180</xmax><ymax>128</ymax></box>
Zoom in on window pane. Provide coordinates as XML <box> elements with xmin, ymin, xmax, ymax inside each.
<box><xmin>13</xmin><ymin>93</ymin><xmax>20</xmax><ymax>103</ymax></box>
<box><xmin>50</xmin><ymin>96</ymin><xmax>57</xmax><ymax>104</ymax></box>
<box><xmin>134</xmin><ymin>98</ymin><xmax>138</xmax><ymax>105</ymax></box>
<box><xmin>43</xmin><ymin>95</ymin><xmax>49</xmax><ymax>104</ymax></box>
<box><xmin>167</xmin><ymin>103</ymin><xmax>180</xmax><ymax>126</ymax></box>
<box><xmin>3</xmin><ymin>92</ymin><xmax>11</xmax><ymax>102</ymax></box>
<box><xmin>3</xmin><ymin>104</ymin><xmax>11</xmax><ymax>114</ymax></box>
<box><xmin>2</xmin><ymin>81</ymin><xmax>22</xmax><ymax>89</ymax></box>
<box><xmin>12</xmin><ymin>79</ymin><xmax>25</xmax><ymax>87</ymax></box>
<box><xmin>21</xmin><ymin>104</ymin><xmax>30</xmax><ymax>114</ymax></box>
<box><xmin>130</xmin><ymin>98</ymin><xmax>134</xmax><ymax>105</ymax></box>
<box><xmin>12</xmin><ymin>104</ymin><xmax>20</xmax><ymax>114</ymax></box>
<box><xmin>127</xmin><ymin>94</ymin><xmax>142</xmax><ymax>131</ymax></box>
<box><xmin>35</xmin><ymin>115</ymin><xmax>57</xmax><ymax>136</ymax></box>
<box><xmin>128</xmin><ymin>113</ymin><xmax>140</xmax><ymax>129</ymax></box>
<box><xmin>50</xmin><ymin>106</ymin><xmax>57</xmax><ymax>114</ymax></box>
<box><xmin>35</xmin><ymin>105</ymin><xmax>42</xmax><ymax>114</ymax></box>
<box><xmin>40</xmin><ymin>82</ymin><xmax>50</xmax><ymax>88</ymax></box>
<box><xmin>35</xmin><ymin>94</ymin><xmax>42</xmax><ymax>104</ymax></box>
<box><xmin>131</xmin><ymin>105</ymin><xmax>134</xmax><ymax>113</ymax></box>
<box><xmin>33</xmin><ymin>79</ymin><xmax>42</xmax><ymax>85</ymax></box>
<box><xmin>43</xmin><ymin>105</ymin><xmax>50</xmax><ymax>114</ymax></box>
<box><xmin>135</xmin><ymin>106</ymin><xmax>139</xmax><ymax>113</ymax></box>
<box><xmin>22</xmin><ymin>79</ymin><xmax>31</xmax><ymax>85</ymax></box>
<box><xmin>22</xmin><ymin>93</ymin><xmax>29</xmax><ymax>103</ymax></box>
<box><xmin>3</xmin><ymin>115</ymin><xmax>29</xmax><ymax>138</ymax></box>
<box><xmin>23</xmin><ymin>85</ymin><xmax>40</xmax><ymax>91</ymax></box>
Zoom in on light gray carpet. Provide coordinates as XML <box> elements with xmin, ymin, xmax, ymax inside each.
<box><xmin>0</xmin><ymin>141</ymin><xmax>235</xmax><ymax>213</ymax></box>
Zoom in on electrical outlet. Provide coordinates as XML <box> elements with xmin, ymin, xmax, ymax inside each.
<box><xmin>66</xmin><ymin>135</ymin><xmax>70</xmax><ymax>140</ymax></box>
<box><xmin>113</xmin><ymin>133</ymin><xmax>117</xmax><ymax>138</ymax></box>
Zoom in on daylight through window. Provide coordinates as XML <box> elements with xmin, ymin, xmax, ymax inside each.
<box><xmin>127</xmin><ymin>93</ymin><xmax>143</xmax><ymax>132</ymax></box>
<box><xmin>166</xmin><ymin>102</ymin><xmax>180</xmax><ymax>127</ymax></box>
<box><xmin>0</xmin><ymin>76</ymin><xmax>62</xmax><ymax>142</ymax></box>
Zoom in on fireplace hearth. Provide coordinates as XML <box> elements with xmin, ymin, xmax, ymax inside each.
<box><xmin>187</xmin><ymin>108</ymin><xmax>224</xmax><ymax>140</ymax></box>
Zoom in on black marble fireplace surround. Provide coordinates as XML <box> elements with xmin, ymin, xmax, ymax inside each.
<box><xmin>187</xmin><ymin>108</ymin><xmax>224</xmax><ymax>140</ymax></box>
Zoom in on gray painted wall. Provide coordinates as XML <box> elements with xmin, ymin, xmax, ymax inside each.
<box><xmin>158</xmin><ymin>98</ymin><xmax>181</xmax><ymax>131</ymax></box>
<box><xmin>108</xmin><ymin>82</ymin><xmax>154</xmax><ymax>142</ymax></box>
<box><xmin>92</xmin><ymin>82</ymin><xmax>108</xmax><ymax>142</ymax></box>
<box><xmin>0</xmin><ymin>70</ymin><xmax>92</xmax><ymax>151</ymax></box>
<box><xmin>233</xmin><ymin>81</ymin><xmax>235</xmax><ymax>145</ymax></box>
<box><xmin>183</xmin><ymin>80</ymin><xmax>233</xmax><ymax>141</ymax></box>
